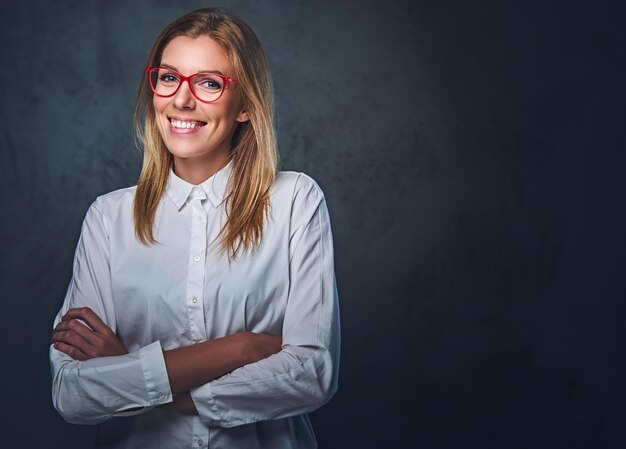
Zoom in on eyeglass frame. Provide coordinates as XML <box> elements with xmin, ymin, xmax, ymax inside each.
<box><xmin>145</xmin><ymin>66</ymin><xmax>237</xmax><ymax>104</ymax></box>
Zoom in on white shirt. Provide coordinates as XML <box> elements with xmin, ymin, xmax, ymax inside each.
<box><xmin>50</xmin><ymin>162</ymin><xmax>340</xmax><ymax>449</ymax></box>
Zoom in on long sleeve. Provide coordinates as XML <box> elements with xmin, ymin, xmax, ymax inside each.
<box><xmin>190</xmin><ymin>174</ymin><xmax>341</xmax><ymax>427</ymax></box>
<box><xmin>49</xmin><ymin>200</ymin><xmax>173</xmax><ymax>425</ymax></box>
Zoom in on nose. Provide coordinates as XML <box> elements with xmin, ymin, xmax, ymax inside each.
<box><xmin>173</xmin><ymin>79</ymin><xmax>196</xmax><ymax>109</ymax></box>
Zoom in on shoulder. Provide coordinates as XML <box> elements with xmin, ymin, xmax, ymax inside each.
<box><xmin>84</xmin><ymin>186</ymin><xmax>137</xmax><ymax>230</ymax></box>
<box><xmin>271</xmin><ymin>172</ymin><xmax>328</xmax><ymax>230</ymax></box>
<box><xmin>91</xmin><ymin>186</ymin><xmax>137</xmax><ymax>213</ymax></box>
<box><xmin>273</xmin><ymin>171</ymin><xmax>325</xmax><ymax>204</ymax></box>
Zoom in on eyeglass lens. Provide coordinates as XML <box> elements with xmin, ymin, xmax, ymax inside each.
<box><xmin>149</xmin><ymin>68</ymin><xmax>225</xmax><ymax>102</ymax></box>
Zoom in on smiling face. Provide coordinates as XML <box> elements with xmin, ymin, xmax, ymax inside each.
<box><xmin>153</xmin><ymin>35</ymin><xmax>248</xmax><ymax>183</ymax></box>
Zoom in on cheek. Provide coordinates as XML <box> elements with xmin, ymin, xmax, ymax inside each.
<box><xmin>151</xmin><ymin>100</ymin><xmax>168</xmax><ymax>134</ymax></box>
<box><xmin>152</xmin><ymin>97</ymin><xmax>165</xmax><ymax>115</ymax></box>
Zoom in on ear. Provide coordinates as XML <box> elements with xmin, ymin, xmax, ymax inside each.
<box><xmin>236</xmin><ymin>109</ymin><xmax>249</xmax><ymax>123</ymax></box>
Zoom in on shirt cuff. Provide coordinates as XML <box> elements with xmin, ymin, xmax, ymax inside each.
<box><xmin>139</xmin><ymin>340</ymin><xmax>173</xmax><ymax>406</ymax></box>
<box><xmin>190</xmin><ymin>382</ymin><xmax>224</xmax><ymax>426</ymax></box>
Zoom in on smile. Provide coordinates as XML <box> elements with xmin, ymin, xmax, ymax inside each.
<box><xmin>168</xmin><ymin>118</ymin><xmax>208</xmax><ymax>129</ymax></box>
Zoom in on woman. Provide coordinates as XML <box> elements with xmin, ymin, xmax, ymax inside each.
<box><xmin>50</xmin><ymin>7</ymin><xmax>340</xmax><ymax>449</ymax></box>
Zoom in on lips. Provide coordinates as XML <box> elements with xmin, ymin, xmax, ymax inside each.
<box><xmin>166</xmin><ymin>116</ymin><xmax>208</xmax><ymax>136</ymax></box>
<box><xmin>168</xmin><ymin>116</ymin><xmax>208</xmax><ymax>130</ymax></box>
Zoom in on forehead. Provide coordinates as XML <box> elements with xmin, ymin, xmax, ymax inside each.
<box><xmin>161</xmin><ymin>35</ymin><xmax>232</xmax><ymax>74</ymax></box>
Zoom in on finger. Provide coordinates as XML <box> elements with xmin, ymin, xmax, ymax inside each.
<box><xmin>62</xmin><ymin>307</ymin><xmax>111</xmax><ymax>335</ymax></box>
<box><xmin>52</xmin><ymin>330</ymin><xmax>96</xmax><ymax>357</ymax></box>
<box><xmin>52</xmin><ymin>341</ymin><xmax>89</xmax><ymax>361</ymax></box>
<box><xmin>54</xmin><ymin>319</ymin><xmax>99</xmax><ymax>345</ymax></box>
<box><xmin>61</xmin><ymin>309</ymin><xmax>94</xmax><ymax>330</ymax></box>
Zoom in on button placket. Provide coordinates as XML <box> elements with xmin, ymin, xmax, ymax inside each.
<box><xmin>186</xmin><ymin>187</ymin><xmax>208</xmax><ymax>341</ymax></box>
<box><xmin>192</xmin><ymin>416</ymin><xmax>210</xmax><ymax>449</ymax></box>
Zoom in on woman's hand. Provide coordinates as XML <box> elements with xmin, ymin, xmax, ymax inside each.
<box><xmin>51</xmin><ymin>307</ymin><xmax>128</xmax><ymax>361</ymax></box>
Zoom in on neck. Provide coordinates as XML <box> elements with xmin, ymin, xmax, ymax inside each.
<box><xmin>172</xmin><ymin>152</ymin><xmax>230</xmax><ymax>185</ymax></box>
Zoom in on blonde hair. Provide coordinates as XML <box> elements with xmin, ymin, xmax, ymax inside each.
<box><xmin>133</xmin><ymin>8</ymin><xmax>278</xmax><ymax>259</ymax></box>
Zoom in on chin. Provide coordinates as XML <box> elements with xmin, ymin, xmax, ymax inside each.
<box><xmin>167</xmin><ymin>146</ymin><xmax>209</xmax><ymax>160</ymax></box>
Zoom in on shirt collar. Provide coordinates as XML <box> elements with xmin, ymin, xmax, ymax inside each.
<box><xmin>165</xmin><ymin>160</ymin><xmax>233</xmax><ymax>210</ymax></box>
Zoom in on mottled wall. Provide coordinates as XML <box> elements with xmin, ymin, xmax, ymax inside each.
<box><xmin>1</xmin><ymin>1</ymin><xmax>624</xmax><ymax>448</ymax></box>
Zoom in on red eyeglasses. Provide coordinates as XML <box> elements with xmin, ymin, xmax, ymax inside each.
<box><xmin>146</xmin><ymin>66</ymin><xmax>237</xmax><ymax>103</ymax></box>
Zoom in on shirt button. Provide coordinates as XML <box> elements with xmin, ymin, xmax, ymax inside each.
<box><xmin>192</xmin><ymin>297</ymin><xmax>198</xmax><ymax>303</ymax></box>
<box><xmin>194</xmin><ymin>256</ymin><xmax>200</xmax><ymax>262</ymax></box>
<box><xmin>197</xmin><ymin>439</ymin><xmax>204</xmax><ymax>447</ymax></box>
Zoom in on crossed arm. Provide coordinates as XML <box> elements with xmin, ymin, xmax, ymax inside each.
<box><xmin>51</xmin><ymin>307</ymin><xmax>281</xmax><ymax>415</ymax></box>
<box><xmin>51</xmin><ymin>177</ymin><xmax>339</xmax><ymax>426</ymax></box>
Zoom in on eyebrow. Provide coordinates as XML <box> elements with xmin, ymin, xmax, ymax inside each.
<box><xmin>160</xmin><ymin>63</ymin><xmax>225</xmax><ymax>76</ymax></box>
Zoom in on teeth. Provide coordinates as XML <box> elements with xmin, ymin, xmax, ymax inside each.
<box><xmin>171</xmin><ymin>120</ymin><xmax>204</xmax><ymax>129</ymax></box>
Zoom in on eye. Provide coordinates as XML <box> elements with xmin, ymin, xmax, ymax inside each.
<box><xmin>158</xmin><ymin>72</ymin><xmax>179</xmax><ymax>85</ymax></box>
<box><xmin>195</xmin><ymin>76</ymin><xmax>223</xmax><ymax>92</ymax></box>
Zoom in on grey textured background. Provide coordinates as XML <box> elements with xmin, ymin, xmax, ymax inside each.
<box><xmin>1</xmin><ymin>1</ymin><xmax>625</xmax><ymax>448</ymax></box>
